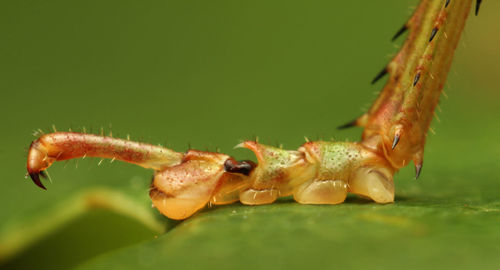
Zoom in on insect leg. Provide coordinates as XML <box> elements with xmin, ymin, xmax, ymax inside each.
<box><xmin>351</xmin><ymin>1</ymin><xmax>474</xmax><ymax>176</ymax></box>
<box><xmin>27</xmin><ymin>132</ymin><xmax>183</xmax><ymax>189</ymax></box>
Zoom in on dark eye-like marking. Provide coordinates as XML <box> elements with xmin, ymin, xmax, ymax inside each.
<box><xmin>224</xmin><ymin>159</ymin><xmax>256</xmax><ymax>176</ymax></box>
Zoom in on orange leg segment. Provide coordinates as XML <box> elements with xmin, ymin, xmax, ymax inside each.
<box><xmin>27</xmin><ymin>132</ymin><xmax>183</xmax><ymax>189</ymax></box>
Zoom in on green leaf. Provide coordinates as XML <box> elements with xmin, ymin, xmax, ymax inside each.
<box><xmin>0</xmin><ymin>187</ymin><xmax>167</xmax><ymax>262</ymax></box>
<box><xmin>2</xmin><ymin>208</ymin><xmax>161</xmax><ymax>270</ymax></box>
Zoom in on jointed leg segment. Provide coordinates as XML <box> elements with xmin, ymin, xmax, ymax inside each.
<box><xmin>27</xmin><ymin>132</ymin><xmax>395</xmax><ymax>219</ymax></box>
<box><xmin>27</xmin><ymin>132</ymin><xmax>183</xmax><ymax>189</ymax></box>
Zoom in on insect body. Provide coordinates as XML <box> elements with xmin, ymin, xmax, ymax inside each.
<box><xmin>26</xmin><ymin>0</ymin><xmax>481</xmax><ymax>220</ymax></box>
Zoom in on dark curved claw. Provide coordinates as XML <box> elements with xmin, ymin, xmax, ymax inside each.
<box><xmin>391</xmin><ymin>134</ymin><xmax>400</xmax><ymax>150</ymax></box>
<box><xmin>475</xmin><ymin>0</ymin><xmax>482</xmax><ymax>16</ymax></box>
<box><xmin>29</xmin><ymin>171</ymin><xmax>47</xmax><ymax>190</ymax></box>
<box><xmin>415</xmin><ymin>164</ymin><xmax>423</xmax><ymax>179</ymax></box>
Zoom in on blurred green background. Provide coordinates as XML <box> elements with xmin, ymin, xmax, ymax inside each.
<box><xmin>1</xmin><ymin>0</ymin><xmax>499</xmax><ymax>269</ymax></box>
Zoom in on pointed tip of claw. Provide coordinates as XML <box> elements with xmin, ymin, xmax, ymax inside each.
<box><xmin>29</xmin><ymin>172</ymin><xmax>47</xmax><ymax>190</ymax></box>
<box><xmin>391</xmin><ymin>134</ymin><xmax>400</xmax><ymax>150</ymax></box>
<box><xmin>475</xmin><ymin>0</ymin><xmax>482</xmax><ymax>16</ymax></box>
<box><xmin>415</xmin><ymin>164</ymin><xmax>423</xmax><ymax>179</ymax></box>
